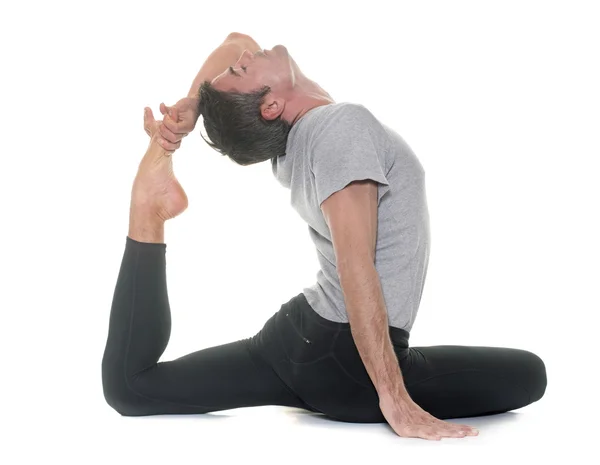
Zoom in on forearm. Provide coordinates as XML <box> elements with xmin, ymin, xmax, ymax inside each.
<box><xmin>187</xmin><ymin>33</ymin><xmax>262</xmax><ymax>98</ymax></box>
<box><xmin>340</xmin><ymin>264</ymin><xmax>411</xmax><ymax>401</ymax></box>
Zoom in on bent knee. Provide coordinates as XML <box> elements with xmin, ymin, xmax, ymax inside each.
<box><xmin>103</xmin><ymin>385</ymin><xmax>149</xmax><ymax>416</ymax></box>
<box><xmin>102</xmin><ymin>362</ymin><xmax>148</xmax><ymax>416</ymax></box>
<box><xmin>102</xmin><ymin>376</ymin><xmax>146</xmax><ymax>416</ymax></box>
<box><xmin>519</xmin><ymin>349</ymin><xmax>547</xmax><ymax>403</ymax></box>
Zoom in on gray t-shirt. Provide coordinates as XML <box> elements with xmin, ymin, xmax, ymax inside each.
<box><xmin>271</xmin><ymin>102</ymin><xmax>430</xmax><ymax>332</ymax></box>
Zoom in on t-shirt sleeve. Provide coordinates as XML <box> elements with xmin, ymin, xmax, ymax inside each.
<box><xmin>310</xmin><ymin>104</ymin><xmax>390</xmax><ymax>208</ymax></box>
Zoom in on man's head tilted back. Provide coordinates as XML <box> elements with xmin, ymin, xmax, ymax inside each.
<box><xmin>197</xmin><ymin>45</ymin><xmax>329</xmax><ymax>166</ymax></box>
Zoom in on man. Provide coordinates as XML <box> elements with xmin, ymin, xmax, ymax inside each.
<box><xmin>102</xmin><ymin>33</ymin><xmax>546</xmax><ymax>441</ymax></box>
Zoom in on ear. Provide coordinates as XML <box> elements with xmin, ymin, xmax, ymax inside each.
<box><xmin>260</xmin><ymin>95</ymin><xmax>285</xmax><ymax>120</ymax></box>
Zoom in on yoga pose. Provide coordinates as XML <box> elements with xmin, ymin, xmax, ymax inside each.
<box><xmin>102</xmin><ymin>33</ymin><xmax>547</xmax><ymax>440</ymax></box>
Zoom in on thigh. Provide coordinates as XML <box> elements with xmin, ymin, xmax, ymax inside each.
<box><xmin>402</xmin><ymin>345</ymin><xmax>547</xmax><ymax>419</ymax></box>
<box><xmin>124</xmin><ymin>337</ymin><xmax>308</xmax><ymax>416</ymax></box>
<box><xmin>250</xmin><ymin>296</ymin><xmax>381</xmax><ymax>422</ymax></box>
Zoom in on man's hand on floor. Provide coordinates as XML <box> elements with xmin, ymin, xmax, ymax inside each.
<box><xmin>380</xmin><ymin>391</ymin><xmax>479</xmax><ymax>440</ymax></box>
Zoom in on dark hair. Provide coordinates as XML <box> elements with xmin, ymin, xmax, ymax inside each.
<box><xmin>197</xmin><ymin>81</ymin><xmax>292</xmax><ymax>166</ymax></box>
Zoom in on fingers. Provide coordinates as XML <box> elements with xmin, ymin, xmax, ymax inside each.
<box><xmin>433</xmin><ymin>419</ymin><xmax>479</xmax><ymax>437</ymax></box>
<box><xmin>161</xmin><ymin>112</ymin><xmax>190</xmax><ymax>137</ymax></box>
<box><xmin>440</xmin><ymin>420</ymin><xmax>479</xmax><ymax>434</ymax></box>
<box><xmin>143</xmin><ymin>107</ymin><xmax>155</xmax><ymax>136</ymax></box>
<box><xmin>161</xmin><ymin>103</ymin><xmax>193</xmax><ymax>136</ymax></box>
<box><xmin>146</xmin><ymin>105</ymin><xmax>183</xmax><ymax>151</ymax></box>
<box><xmin>425</xmin><ymin>426</ymin><xmax>459</xmax><ymax>440</ymax></box>
<box><xmin>154</xmin><ymin>103</ymin><xmax>186</xmax><ymax>142</ymax></box>
<box><xmin>453</xmin><ymin>422</ymin><xmax>479</xmax><ymax>435</ymax></box>
<box><xmin>399</xmin><ymin>426</ymin><xmax>441</xmax><ymax>441</ymax></box>
<box><xmin>171</xmin><ymin>107</ymin><xmax>179</xmax><ymax>122</ymax></box>
<box><xmin>420</xmin><ymin>427</ymin><xmax>442</xmax><ymax>441</ymax></box>
<box><xmin>160</xmin><ymin>102</ymin><xmax>181</xmax><ymax>123</ymax></box>
<box><xmin>158</xmin><ymin>122</ymin><xmax>183</xmax><ymax>144</ymax></box>
<box><xmin>464</xmin><ymin>428</ymin><xmax>479</xmax><ymax>436</ymax></box>
<box><xmin>418</xmin><ymin>425</ymin><xmax>469</xmax><ymax>440</ymax></box>
<box><xmin>422</xmin><ymin>411</ymin><xmax>479</xmax><ymax>437</ymax></box>
<box><xmin>161</xmin><ymin>114</ymin><xmax>184</xmax><ymax>137</ymax></box>
<box><xmin>395</xmin><ymin>422</ymin><xmax>478</xmax><ymax>441</ymax></box>
<box><xmin>155</xmin><ymin>127</ymin><xmax>181</xmax><ymax>151</ymax></box>
<box><xmin>159</xmin><ymin>102</ymin><xmax>170</xmax><ymax>116</ymax></box>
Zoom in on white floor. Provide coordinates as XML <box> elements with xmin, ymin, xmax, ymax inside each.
<box><xmin>7</xmin><ymin>394</ymin><xmax>587</xmax><ymax>464</ymax></box>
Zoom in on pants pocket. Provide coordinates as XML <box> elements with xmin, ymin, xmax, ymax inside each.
<box><xmin>278</xmin><ymin>306</ymin><xmax>336</xmax><ymax>364</ymax></box>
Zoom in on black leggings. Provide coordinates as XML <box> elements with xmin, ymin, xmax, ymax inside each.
<box><xmin>102</xmin><ymin>237</ymin><xmax>547</xmax><ymax>421</ymax></box>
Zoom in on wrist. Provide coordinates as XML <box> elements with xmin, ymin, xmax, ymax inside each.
<box><xmin>378</xmin><ymin>385</ymin><xmax>411</xmax><ymax>405</ymax></box>
<box><xmin>187</xmin><ymin>86</ymin><xmax>202</xmax><ymax>100</ymax></box>
<box><xmin>188</xmin><ymin>96</ymin><xmax>201</xmax><ymax>120</ymax></box>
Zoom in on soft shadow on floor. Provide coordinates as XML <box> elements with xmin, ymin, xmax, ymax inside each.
<box><xmin>123</xmin><ymin>406</ymin><xmax>522</xmax><ymax>436</ymax></box>
<box><xmin>280</xmin><ymin>407</ymin><xmax>521</xmax><ymax>432</ymax></box>
<box><xmin>135</xmin><ymin>411</ymin><xmax>234</xmax><ymax>422</ymax></box>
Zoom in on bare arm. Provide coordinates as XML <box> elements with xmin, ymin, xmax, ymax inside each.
<box><xmin>321</xmin><ymin>180</ymin><xmax>478</xmax><ymax>440</ymax></box>
<box><xmin>321</xmin><ymin>180</ymin><xmax>408</xmax><ymax>401</ymax></box>
<box><xmin>187</xmin><ymin>32</ymin><xmax>262</xmax><ymax>98</ymax></box>
<box><xmin>155</xmin><ymin>33</ymin><xmax>263</xmax><ymax>149</ymax></box>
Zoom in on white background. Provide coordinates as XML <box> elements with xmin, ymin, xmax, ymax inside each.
<box><xmin>1</xmin><ymin>0</ymin><xmax>598</xmax><ymax>462</ymax></box>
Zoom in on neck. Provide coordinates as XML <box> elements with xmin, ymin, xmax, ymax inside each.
<box><xmin>282</xmin><ymin>76</ymin><xmax>335</xmax><ymax>126</ymax></box>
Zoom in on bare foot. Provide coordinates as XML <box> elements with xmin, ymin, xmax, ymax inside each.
<box><xmin>130</xmin><ymin>133</ymin><xmax>188</xmax><ymax>222</ymax></box>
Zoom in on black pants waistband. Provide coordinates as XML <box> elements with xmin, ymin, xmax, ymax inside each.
<box><xmin>290</xmin><ymin>292</ymin><xmax>410</xmax><ymax>349</ymax></box>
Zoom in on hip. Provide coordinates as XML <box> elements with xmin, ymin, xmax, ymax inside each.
<box><xmin>249</xmin><ymin>292</ymin><xmax>411</xmax><ymax>396</ymax></box>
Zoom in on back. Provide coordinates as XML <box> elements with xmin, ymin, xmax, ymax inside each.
<box><xmin>271</xmin><ymin>102</ymin><xmax>430</xmax><ymax>332</ymax></box>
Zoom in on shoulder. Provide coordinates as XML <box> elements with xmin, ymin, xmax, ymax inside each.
<box><xmin>311</xmin><ymin>103</ymin><xmax>378</xmax><ymax>142</ymax></box>
<box><xmin>321</xmin><ymin>102</ymin><xmax>375</xmax><ymax>125</ymax></box>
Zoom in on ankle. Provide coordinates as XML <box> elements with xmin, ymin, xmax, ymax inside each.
<box><xmin>128</xmin><ymin>208</ymin><xmax>165</xmax><ymax>243</ymax></box>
